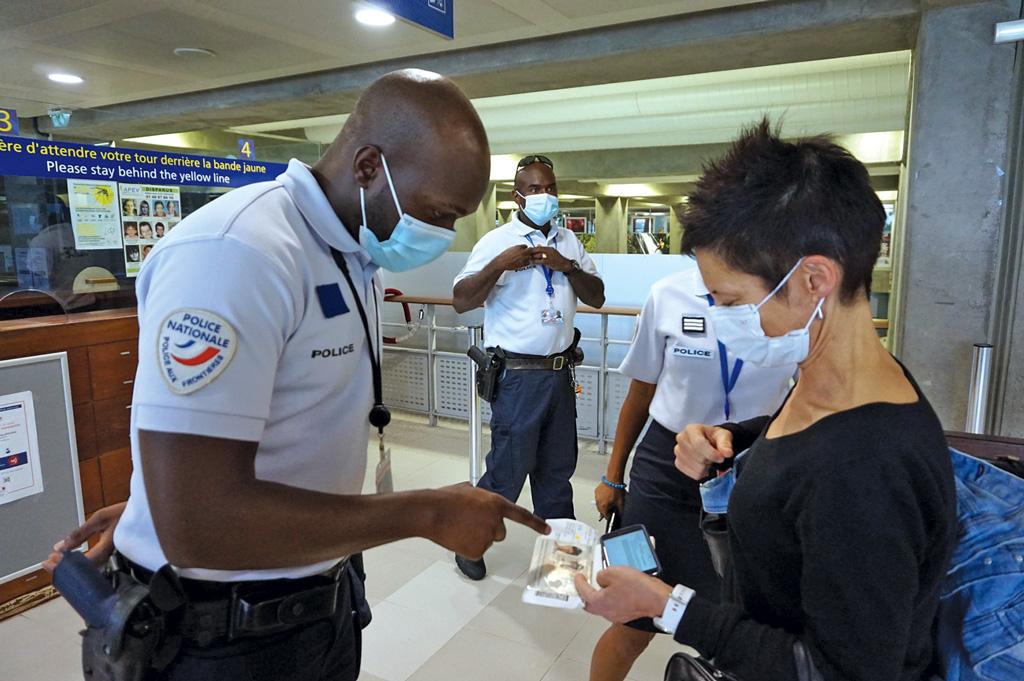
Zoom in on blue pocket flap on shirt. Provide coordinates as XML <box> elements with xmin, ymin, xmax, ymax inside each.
<box><xmin>316</xmin><ymin>283</ymin><xmax>349</xmax><ymax>319</ymax></box>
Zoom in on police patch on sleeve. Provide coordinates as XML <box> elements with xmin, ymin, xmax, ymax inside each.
<box><xmin>158</xmin><ymin>309</ymin><xmax>238</xmax><ymax>394</ymax></box>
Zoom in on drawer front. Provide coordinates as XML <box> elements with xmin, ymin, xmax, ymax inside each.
<box><xmin>88</xmin><ymin>340</ymin><xmax>139</xmax><ymax>401</ymax></box>
<box><xmin>93</xmin><ymin>397</ymin><xmax>132</xmax><ymax>454</ymax></box>
<box><xmin>0</xmin><ymin>570</ymin><xmax>51</xmax><ymax>605</ymax></box>
<box><xmin>68</xmin><ymin>347</ymin><xmax>92</xmax><ymax>405</ymax></box>
<box><xmin>73</xmin><ymin>401</ymin><xmax>97</xmax><ymax>461</ymax></box>
<box><xmin>99</xmin><ymin>448</ymin><xmax>133</xmax><ymax>505</ymax></box>
<box><xmin>79</xmin><ymin>457</ymin><xmax>104</xmax><ymax>515</ymax></box>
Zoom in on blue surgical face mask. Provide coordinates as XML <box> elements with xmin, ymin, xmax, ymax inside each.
<box><xmin>358</xmin><ymin>154</ymin><xmax>455</xmax><ymax>272</ymax></box>
<box><xmin>516</xmin><ymin>190</ymin><xmax>559</xmax><ymax>226</ymax></box>
<box><xmin>707</xmin><ymin>258</ymin><xmax>824</xmax><ymax>368</ymax></box>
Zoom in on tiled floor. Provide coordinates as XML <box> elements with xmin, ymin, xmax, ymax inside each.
<box><xmin>1</xmin><ymin>414</ymin><xmax>692</xmax><ymax>680</ymax></box>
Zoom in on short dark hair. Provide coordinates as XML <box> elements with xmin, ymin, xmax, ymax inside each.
<box><xmin>680</xmin><ymin>119</ymin><xmax>884</xmax><ymax>302</ymax></box>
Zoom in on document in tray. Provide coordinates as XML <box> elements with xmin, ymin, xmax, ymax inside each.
<box><xmin>522</xmin><ymin>518</ymin><xmax>601</xmax><ymax>609</ymax></box>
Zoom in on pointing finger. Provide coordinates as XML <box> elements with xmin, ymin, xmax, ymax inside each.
<box><xmin>501</xmin><ymin>501</ymin><xmax>550</xmax><ymax>535</ymax></box>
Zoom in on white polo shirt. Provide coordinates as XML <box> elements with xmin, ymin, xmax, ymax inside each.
<box><xmin>454</xmin><ymin>214</ymin><xmax>600</xmax><ymax>356</ymax></box>
<box><xmin>114</xmin><ymin>159</ymin><xmax>379</xmax><ymax>582</ymax></box>
<box><xmin>619</xmin><ymin>264</ymin><xmax>795</xmax><ymax>433</ymax></box>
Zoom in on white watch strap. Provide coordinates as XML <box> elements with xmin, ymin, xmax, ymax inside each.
<box><xmin>653</xmin><ymin>584</ymin><xmax>695</xmax><ymax>634</ymax></box>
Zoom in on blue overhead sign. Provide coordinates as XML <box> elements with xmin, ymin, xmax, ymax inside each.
<box><xmin>0</xmin><ymin>135</ymin><xmax>286</xmax><ymax>188</ymax></box>
<box><xmin>370</xmin><ymin>0</ymin><xmax>454</xmax><ymax>39</ymax></box>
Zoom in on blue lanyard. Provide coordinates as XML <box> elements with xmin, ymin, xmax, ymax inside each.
<box><xmin>705</xmin><ymin>294</ymin><xmax>743</xmax><ymax>421</ymax></box>
<box><xmin>525</xmin><ymin>233</ymin><xmax>557</xmax><ymax>298</ymax></box>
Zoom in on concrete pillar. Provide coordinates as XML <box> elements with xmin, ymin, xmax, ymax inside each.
<box><xmin>453</xmin><ymin>183</ymin><xmax>497</xmax><ymax>252</ymax></box>
<box><xmin>669</xmin><ymin>204</ymin><xmax>684</xmax><ymax>255</ymax></box>
<box><xmin>992</xmin><ymin>52</ymin><xmax>1024</xmax><ymax>436</ymax></box>
<box><xmin>892</xmin><ymin>1</ymin><xmax>1019</xmax><ymax>431</ymax></box>
<box><xmin>595</xmin><ymin>197</ymin><xmax>628</xmax><ymax>254</ymax></box>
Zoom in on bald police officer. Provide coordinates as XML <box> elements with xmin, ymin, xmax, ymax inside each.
<box><xmin>452</xmin><ymin>155</ymin><xmax>605</xmax><ymax>580</ymax></box>
<box><xmin>48</xmin><ymin>70</ymin><xmax>549</xmax><ymax>681</ymax></box>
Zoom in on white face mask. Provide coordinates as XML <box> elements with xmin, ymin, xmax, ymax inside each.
<box><xmin>707</xmin><ymin>258</ymin><xmax>824</xmax><ymax>368</ymax></box>
<box><xmin>516</xmin><ymin>190</ymin><xmax>559</xmax><ymax>226</ymax></box>
<box><xmin>358</xmin><ymin>154</ymin><xmax>455</xmax><ymax>272</ymax></box>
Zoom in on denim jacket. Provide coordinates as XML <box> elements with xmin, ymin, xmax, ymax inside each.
<box><xmin>939</xmin><ymin>449</ymin><xmax>1024</xmax><ymax>681</ymax></box>
<box><xmin>699</xmin><ymin>447</ymin><xmax>1024</xmax><ymax>681</ymax></box>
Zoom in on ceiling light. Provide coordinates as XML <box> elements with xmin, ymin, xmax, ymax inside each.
<box><xmin>48</xmin><ymin>73</ymin><xmax>83</xmax><ymax>85</ymax></box>
<box><xmin>355</xmin><ymin>7</ymin><xmax>396</xmax><ymax>26</ymax></box>
<box><xmin>174</xmin><ymin>47</ymin><xmax>217</xmax><ymax>58</ymax></box>
<box><xmin>605</xmin><ymin>183</ymin><xmax>658</xmax><ymax>197</ymax></box>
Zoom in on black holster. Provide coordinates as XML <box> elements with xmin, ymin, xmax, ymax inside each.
<box><xmin>54</xmin><ymin>552</ymin><xmax>185</xmax><ymax>681</ymax></box>
<box><xmin>468</xmin><ymin>345</ymin><xmax>504</xmax><ymax>403</ymax></box>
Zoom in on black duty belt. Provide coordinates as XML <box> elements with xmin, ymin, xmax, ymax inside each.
<box><xmin>500</xmin><ymin>347</ymin><xmax>576</xmax><ymax>371</ymax></box>
<box><xmin>116</xmin><ymin>555</ymin><xmax>350</xmax><ymax>646</ymax></box>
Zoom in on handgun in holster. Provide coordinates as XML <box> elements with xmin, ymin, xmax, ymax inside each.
<box><xmin>467</xmin><ymin>345</ymin><xmax>504</xmax><ymax>403</ymax></box>
<box><xmin>568</xmin><ymin>327</ymin><xmax>584</xmax><ymax>365</ymax></box>
<box><xmin>53</xmin><ymin>551</ymin><xmax>186</xmax><ymax>681</ymax></box>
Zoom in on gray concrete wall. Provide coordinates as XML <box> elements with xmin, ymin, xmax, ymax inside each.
<box><xmin>669</xmin><ymin>205</ymin><xmax>684</xmax><ymax>256</ymax></box>
<box><xmin>595</xmin><ymin>197</ymin><xmax>628</xmax><ymax>254</ymax></box>
<box><xmin>893</xmin><ymin>0</ymin><xmax>1019</xmax><ymax>431</ymax></box>
<box><xmin>453</xmin><ymin>183</ymin><xmax>496</xmax><ymax>252</ymax></box>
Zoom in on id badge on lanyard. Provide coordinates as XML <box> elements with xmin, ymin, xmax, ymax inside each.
<box><xmin>526</xmin><ymin>233</ymin><xmax>564</xmax><ymax>326</ymax></box>
<box><xmin>330</xmin><ymin>248</ymin><xmax>394</xmax><ymax>493</ymax></box>
<box><xmin>705</xmin><ymin>294</ymin><xmax>743</xmax><ymax>420</ymax></box>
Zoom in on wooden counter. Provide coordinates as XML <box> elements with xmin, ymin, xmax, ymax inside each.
<box><xmin>0</xmin><ymin>308</ymin><xmax>139</xmax><ymax>605</ymax></box>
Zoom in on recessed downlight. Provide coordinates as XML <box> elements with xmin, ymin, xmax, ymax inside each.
<box><xmin>48</xmin><ymin>73</ymin><xmax>83</xmax><ymax>84</ymax></box>
<box><xmin>174</xmin><ymin>47</ymin><xmax>217</xmax><ymax>58</ymax></box>
<box><xmin>355</xmin><ymin>7</ymin><xmax>396</xmax><ymax>26</ymax></box>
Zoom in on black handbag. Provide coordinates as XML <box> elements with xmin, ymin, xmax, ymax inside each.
<box><xmin>664</xmin><ymin>653</ymin><xmax>743</xmax><ymax>681</ymax></box>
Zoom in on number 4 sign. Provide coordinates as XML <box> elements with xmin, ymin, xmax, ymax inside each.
<box><xmin>0</xmin><ymin>108</ymin><xmax>19</xmax><ymax>136</ymax></box>
<box><xmin>237</xmin><ymin>138</ymin><xmax>255</xmax><ymax>159</ymax></box>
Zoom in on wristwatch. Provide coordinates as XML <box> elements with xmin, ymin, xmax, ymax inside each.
<box><xmin>567</xmin><ymin>259</ymin><xmax>582</xmax><ymax>276</ymax></box>
<box><xmin>653</xmin><ymin>584</ymin><xmax>695</xmax><ymax>634</ymax></box>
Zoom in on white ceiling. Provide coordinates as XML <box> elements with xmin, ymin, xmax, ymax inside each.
<box><xmin>0</xmin><ymin>0</ymin><xmax>771</xmax><ymax>117</ymax></box>
<box><xmin>234</xmin><ymin>51</ymin><xmax>910</xmax><ymax>157</ymax></box>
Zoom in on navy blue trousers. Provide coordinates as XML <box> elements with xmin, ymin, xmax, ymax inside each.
<box><xmin>478</xmin><ymin>367</ymin><xmax>578</xmax><ymax>520</ymax></box>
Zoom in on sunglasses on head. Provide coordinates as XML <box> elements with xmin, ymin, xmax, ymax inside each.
<box><xmin>516</xmin><ymin>155</ymin><xmax>554</xmax><ymax>171</ymax></box>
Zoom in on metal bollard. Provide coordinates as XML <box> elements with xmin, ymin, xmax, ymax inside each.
<box><xmin>467</xmin><ymin>325</ymin><xmax>484</xmax><ymax>485</ymax></box>
<box><xmin>965</xmin><ymin>343</ymin><xmax>994</xmax><ymax>434</ymax></box>
<box><xmin>994</xmin><ymin>19</ymin><xmax>1024</xmax><ymax>44</ymax></box>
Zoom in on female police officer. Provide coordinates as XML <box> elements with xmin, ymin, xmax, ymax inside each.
<box><xmin>589</xmin><ymin>263</ymin><xmax>794</xmax><ymax>681</ymax></box>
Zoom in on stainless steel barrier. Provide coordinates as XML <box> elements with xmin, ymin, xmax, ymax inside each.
<box><xmin>965</xmin><ymin>343</ymin><xmax>994</xmax><ymax>434</ymax></box>
<box><xmin>381</xmin><ymin>299</ymin><xmax>641</xmax><ymax>483</ymax></box>
<box><xmin>467</xmin><ymin>325</ymin><xmax>484</xmax><ymax>485</ymax></box>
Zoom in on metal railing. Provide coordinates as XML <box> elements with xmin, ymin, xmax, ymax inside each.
<box><xmin>379</xmin><ymin>297</ymin><xmax>642</xmax><ymax>457</ymax></box>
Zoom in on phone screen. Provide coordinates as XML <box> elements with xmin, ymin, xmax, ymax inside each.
<box><xmin>602</xmin><ymin>528</ymin><xmax>658</xmax><ymax>573</ymax></box>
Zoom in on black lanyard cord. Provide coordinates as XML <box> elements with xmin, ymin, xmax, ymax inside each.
<box><xmin>329</xmin><ymin>247</ymin><xmax>391</xmax><ymax>433</ymax></box>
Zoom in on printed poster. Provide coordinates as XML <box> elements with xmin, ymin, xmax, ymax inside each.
<box><xmin>67</xmin><ymin>178</ymin><xmax>122</xmax><ymax>250</ymax></box>
<box><xmin>0</xmin><ymin>391</ymin><xmax>43</xmax><ymax>506</ymax></box>
<box><xmin>119</xmin><ymin>183</ymin><xmax>181</xmax><ymax>277</ymax></box>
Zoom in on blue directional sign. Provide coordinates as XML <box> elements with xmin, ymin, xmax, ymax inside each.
<box><xmin>237</xmin><ymin>138</ymin><xmax>255</xmax><ymax>159</ymax></box>
<box><xmin>0</xmin><ymin>108</ymin><xmax>19</xmax><ymax>136</ymax></box>
<box><xmin>369</xmin><ymin>0</ymin><xmax>454</xmax><ymax>39</ymax></box>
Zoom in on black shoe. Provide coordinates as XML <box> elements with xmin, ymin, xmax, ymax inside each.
<box><xmin>455</xmin><ymin>554</ymin><xmax>487</xmax><ymax>581</ymax></box>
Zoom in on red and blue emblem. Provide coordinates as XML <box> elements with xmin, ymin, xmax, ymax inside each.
<box><xmin>158</xmin><ymin>309</ymin><xmax>237</xmax><ymax>394</ymax></box>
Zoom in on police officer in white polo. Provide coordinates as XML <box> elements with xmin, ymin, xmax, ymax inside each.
<box><xmin>451</xmin><ymin>155</ymin><xmax>605</xmax><ymax>580</ymax></box>
<box><xmin>587</xmin><ymin>262</ymin><xmax>795</xmax><ymax>681</ymax></box>
<box><xmin>48</xmin><ymin>70</ymin><xmax>548</xmax><ymax>681</ymax></box>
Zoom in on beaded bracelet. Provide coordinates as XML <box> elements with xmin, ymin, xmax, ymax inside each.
<box><xmin>601</xmin><ymin>475</ymin><xmax>626</xmax><ymax>490</ymax></box>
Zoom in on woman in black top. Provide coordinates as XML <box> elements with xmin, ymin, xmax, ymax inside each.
<box><xmin>576</xmin><ymin>120</ymin><xmax>957</xmax><ymax>681</ymax></box>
